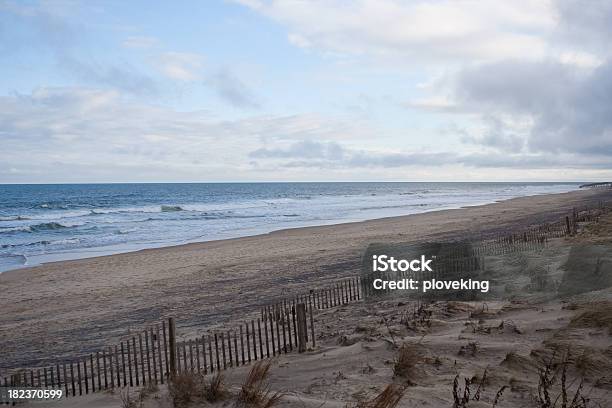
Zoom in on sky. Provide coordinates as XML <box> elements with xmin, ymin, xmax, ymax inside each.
<box><xmin>0</xmin><ymin>0</ymin><xmax>611</xmax><ymax>183</ymax></box>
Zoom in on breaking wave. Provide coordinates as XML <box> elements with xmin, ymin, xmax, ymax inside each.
<box><xmin>161</xmin><ymin>205</ymin><xmax>184</xmax><ymax>212</ymax></box>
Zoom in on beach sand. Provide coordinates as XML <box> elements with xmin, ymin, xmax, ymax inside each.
<box><xmin>2</xmin><ymin>188</ymin><xmax>612</xmax><ymax>407</ymax></box>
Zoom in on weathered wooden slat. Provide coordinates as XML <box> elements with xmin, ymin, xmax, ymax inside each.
<box><xmin>208</xmin><ymin>335</ymin><xmax>214</xmax><ymax>373</ymax></box>
<box><xmin>108</xmin><ymin>347</ymin><xmax>115</xmax><ymax>388</ymax></box>
<box><xmin>90</xmin><ymin>354</ymin><xmax>95</xmax><ymax>392</ymax></box>
<box><xmin>96</xmin><ymin>352</ymin><xmax>101</xmax><ymax>390</ymax></box>
<box><xmin>151</xmin><ymin>329</ymin><xmax>158</xmax><ymax>384</ymax></box>
<box><xmin>76</xmin><ymin>361</ymin><xmax>82</xmax><ymax>395</ymax></box>
<box><xmin>163</xmin><ymin>320</ymin><xmax>169</xmax><ymax>376</ymax></box>
<box><xmin>246</xmin><ymin>323</ymin><xmax>252</xmax><ymax>363</ymax></box>
<box><xmin>182</xmin><ymin>342</ymin><xmax>187</xmax><ymax>374</ymax></box>
<box><xmin>233</xmin><ymin>331</ymin><xmax>239</xmax><ymax>367</ymax></box>
<box><xmin>257</xmin><ymin>319</ymin><xmax>264</xmax><ymax>360</ymax></box>
<box><xmin>121</xmin><ymin>342</ymin><xmax>126</xmax><ymax>387</ymax></box>
<box><xmin>176</xmin><ymin>343</ymin><xmax>182</xmax><ymax>373</ymax></box>
<box><xmin>127</xmin><ymin>342</ymin><xmax>133</xmax><ymax>387</ymax></box>
<box><xmin>62</xmin><ymin>364</ymin><xmax>69</xmax><ymax>396</ymax></box>
<box><xmin>157</xmin><ymin>325</ymin><xmax>164</xmax><ymax>383</ymax></box>
<box><xmin>297</xmin><ymin>303</ymin><xmax>307</xmax><ymax>352</ymax></box>
<box><xmin>201</xmin><ymin>335</ymin><xmax>208</xmax><ymax>374</ymax></box>
<box><xmin>189</xmin><ymin>339</ymin><xmax>194</xmax><ymax>372</ymax></box>
<box><xmin>275</xmin><ymin>311</ymin><xmax>282</xmax><ymax>354</ymax></box>
<box><xmin>114</xmin><ymin>345</ymin><xmax>121</xmax><ymax>388</ymax></box>
<box><xmin>195</xmin><ymin>337</ymin><xmax>201</xmax><ymax>373</ymax></box>
<box><xmin>221</xmin><ymin>332</ymin><xmax>227</xmax><ymax>369</ymax></box>
<box><xmin>168</xmin><ymin>318</ymin><xmax>176</xmax><ymax>378</ymax></box>
<box><xmin>263</xmin><ymin>315</ymin><xmax>270</xmax><ymax>358</ymax></box>
<box><xmin>227</xmin><ymin>331</ymin><xmax>233</xmax><ymax>367</ymax></box>
<box><xmin>251</xmin><ymin>320</ymin><xmax>258</xmax><ymax>361</ymax></box>
<box><xmin>145</xmin><ymin>331</ymin><xmax>152</xmax><ymax>383</ymax></box>
<box><xmin>214</xmin><ymin>333</ymin><xmax>220</xmax><ymax>371</ymax></box>
<box><xmin>139</xmin><ymin>334</ymin><xmax>146</xmax><ymax>384</ymax></box>
<box><xmin>285</xmin><ymin>306</ymin><xmax>293</xmax><ymax>351</ymax></box>
<box><xmin>132</xmin><ymin>337</ymin><xmax>139</xmax><ymax>386</ymax></box>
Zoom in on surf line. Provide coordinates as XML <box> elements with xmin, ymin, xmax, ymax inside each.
<box><xmin>372</xmin><ymin>278</ymin><xmax>490</xmax><ymax>293</ymax></box>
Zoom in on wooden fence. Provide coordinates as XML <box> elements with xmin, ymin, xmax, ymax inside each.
<box><xmin>1</xmin><ymin>279</ymin><xmax>342</xmax><ymax>404</ymax></box>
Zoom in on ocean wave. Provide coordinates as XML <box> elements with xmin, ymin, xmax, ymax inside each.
<box><xmin>161</xmin><ymin>205</ymin><xmax>184</xmax><ymax>212</ymax></box>
<box><xmin>2</xmin><ymin>222</ymin><xmax>77</xmax><ymax>234</ymax></box>
<box><xmin>0</xmin><ymin>215</ymin><xmax>30</xmax><ymax>221</ymax></box>
<box><xmin>0</xmin><ymin>226</ymin><xmax>33</xmax><ymax>233</ymax></box>
<box><xmin>48</xmin><ymin>238</ymin><xmax>80</xmax><ymax>245</ymax></box>
<box><xmin>30</xmin><ymin>222</ymin><xmax>72</xmax><ymax>232</ymax></box>
<box><xmin>116</xmin><ymin>228</ymin><xmax>137</xmax><ymax>235</ymax></box>
<box><xmin>37</xmin><ymin>203</ymin><xmax>69</xmax><ymax>210</ymax></box>
<box><xmin>2</xmin><ymin>240</ymin><xmax>51</xmax><ymax>249</ymax></box>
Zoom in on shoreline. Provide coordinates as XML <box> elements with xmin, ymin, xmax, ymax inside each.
<box><xmin>0</xmin><ymin>187</ymin><xmax>582</xmax><ymax>275</ymax></box>
<box><xmin>1</xmin><ymin>188</ymin><xmax>611</xmax><ymax>371</ymax></box>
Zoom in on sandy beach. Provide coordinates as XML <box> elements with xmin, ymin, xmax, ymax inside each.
<box><xmin>1</xmin><ymin>188</ymin><xmax>609</xmax><ymax>373</ymax></box>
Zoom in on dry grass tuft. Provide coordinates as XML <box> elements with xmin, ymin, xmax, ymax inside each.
<box><xmin>237</xmin><ymin>361</ymin><xmax>284</xmax><ymax>407</ymax></box>
<box><xmin>452</xmin><ymin>368</ymin><xmax>508</xmax><ymax>408</ymax></box>
<box><xmin>569</xmin><ymin>302</ymin><xmax>612</xmax><ymax>333</ymax></box>
<box><xmin>138</xmin><ymin>382</ymin><xmax>159</xmax><ymax>402</ymax></box>
<box><xmin>393</xmin><ymin>343</ymin><xmax>421</xmax><ymax>380</ymax></box>
<box><xmin>458</xmin><ymin>341</ymin><xmax>478</xmax><ymax>357</ymax></box>
<box><xmin>168</xmin><ymin>372</ymin><xmax>200</xmax><ymax>408</ymax></box>
<box><xmin>119</xmin><ymin>388</ymin><xmax>140</xmax><ymax>408</ymax></box>
<box><xmin>347</xmin><ymin>384</ymin><xmax>405</xmax><ymax>408</ymax></box>
<box><xmin>536</xmin><ymin>351</ymin><xmax>594</xmax><ymax>408</ymax></box>
<box><xmin>167</xmin><ymin>371</ymin><xmax>228</xmax><ymax>406</ymax></box>
<box><xmin>204</xmin><ymin>372</ymin><xmax>227</xmax><ymax>402</ymax></box>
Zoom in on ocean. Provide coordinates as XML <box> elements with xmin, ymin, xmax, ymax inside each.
<box><xmin>0</xmin><ymin>182</ymin><xmax>580</xmax><ymax>272</ymax></box>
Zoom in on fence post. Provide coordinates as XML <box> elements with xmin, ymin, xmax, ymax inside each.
<box><xmin>296</xmin><ymin>303</ymin><xmax>307</xmax><ymax>353</ymax></box>
<box><xmin>168</xmin><ymin>318</ymin><xmax>177</xmax><ymax>379</ymax></box>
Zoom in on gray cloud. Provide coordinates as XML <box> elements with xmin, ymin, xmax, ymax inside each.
<box><xmin>461</xmin><ymin>116</ymin><xmax>525</xmax><ymax>153</ymax></box>
<box><xmin>555</xmin><ymin>0</ymin><xmax>612</xmax><ymax>50</ymax></box>
<box><xmin>249</xmin><ymin>140</ymin><xmax>609</xmax><ymax>171</ymax></box>
<box><xmin>206</xmin><ymin>69</ymin><xmax>260</xmax><ymax>109</ymax></box>
<box><xmin>455</xmin><ymin>58</ymin><xmax>612</xmax><ymax>157</ymax></box>
<box><xmin>250</xmin><ymin>140</ymin><xmax>344</xmax><ymax>160</ymax></box>
<box><xmin>445</xmin><ymin>0</ymin><xmax>612</xmax><ymax>160</ymax></box>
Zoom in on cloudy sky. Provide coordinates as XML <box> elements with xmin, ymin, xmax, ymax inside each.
<box><xmin>1</xmin><ymin>0</ymin><xmax>611</xmax><ymax>183</ymax></box>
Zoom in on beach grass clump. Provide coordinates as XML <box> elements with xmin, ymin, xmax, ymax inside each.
<box><xmin>569</xmin><ymin>302</ymin><xmax>612</xmax><ymax>333</ymax></box>
<box><xmin>536</xmin><ymin>352</ymin><xmax>593</xmax><ymax>408</ymax></box>
<box><xmin>168</xmin><ymin>371</ymin><xmax>228</xmax><ymax>406</ymax></box>
<box><xmin>203</xmin><ymin>372</ymin><xmax>228</xmax><ymax>402</ymax></box>
<box><xmin>168</xmin><ymin>372</ymin><xmax>200</xmax><ymax>408</ymax></box>
<box><xmin>347</xmin><ymin>384</ymin><xmax>405</xmax><ymax>408</ymax></box>
<box><xmin>119</xmin><ymin>388</ymin><xmax>140</xmax><ymax>408</ymax></box>
<box><xmin>452</xmin><ymin>369</ymin><xmax>508</xmax><ymax>408</ymax></box>
<box><xmin>458</xmin><ymin>341</ymin><xmax>478</xmax><ymax>357</ymax></box>
<box><xmin>393</xmin><ymin>343</ymin><xmax>421</xmax><ymax>380</ymax></box>
<box><xmin>237</xmin><ymin>361</ymin><xmax>284</xmax><ymax>407</ymax></box>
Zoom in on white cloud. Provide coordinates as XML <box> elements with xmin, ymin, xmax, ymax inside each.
<box><xmin>235</xmin><ymin>0</ymin><xmax>556</xmax><ymax>62</ymax></box>
<box><xmin>155</xmin><ymin>52</ymin><xmax>205</xmax><ymax>81</ymax></box>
